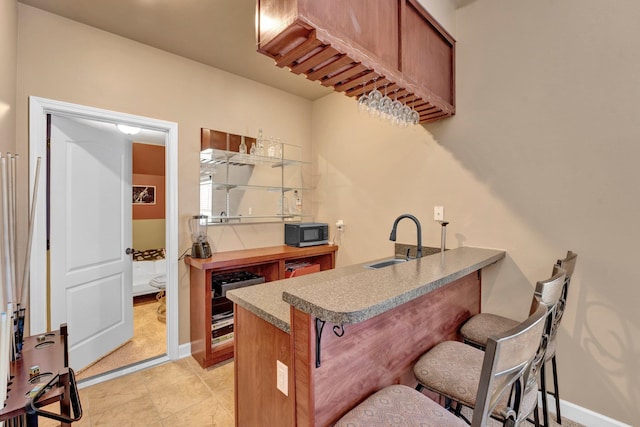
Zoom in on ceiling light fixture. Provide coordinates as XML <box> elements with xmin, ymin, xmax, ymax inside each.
<box><xmin>116</xmin><ymin>124</ymin><xmax>141</xmax><ymax>135</ymax></box>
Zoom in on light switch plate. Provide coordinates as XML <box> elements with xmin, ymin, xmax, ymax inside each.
<box><xmin>276</xmin><ymin>360</ymin><xmax>288</xmax><ymax>396</ymax></box>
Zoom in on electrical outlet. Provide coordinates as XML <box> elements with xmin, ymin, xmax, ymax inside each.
<box><xmin>336</xmin><ymin>219</ymin><xmax>344</xmax><ymax>231</ymax></box>
<box><xmin>276</xmin><ymin>360</ymin><xmax>288</xmax><ymax>396</ymax></box>
<box><xmin>434</xmin><ymin>206</ymin><xmax>444</xmax><ymax>221</ymax></box>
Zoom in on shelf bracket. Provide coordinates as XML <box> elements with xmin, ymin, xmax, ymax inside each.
<box><xmin>314</xmin><ymin>318</ymin><xmax>346</xmax><ymax>368</ymax></box>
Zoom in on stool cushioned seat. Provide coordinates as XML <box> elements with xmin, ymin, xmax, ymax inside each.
<box><xmin>414</xmin><ymin>342</ymin><xmax>483</xmax><ymax>408</ymax></box>
<box><xmin>459</xmin><ymin>313</ymin><xmax>519</xmax><ymax>348</ymax></box>
<box><xmin>334</xmin><ymin>384</ymin><xmax>465</xmax><ymax>427</ymax></box>
<box><xmin>413</xmin><ymin>341</ymin><xmax>538</xmax><ymax>420</ymax></box>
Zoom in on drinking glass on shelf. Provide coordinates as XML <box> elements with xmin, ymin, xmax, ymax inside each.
<box><xmin>256</xmin><ymin>128</ymin><xmax>265</xmax><ymax>156</ymax></box>
<box><xmin>239</xmin><ymin>136</ymin><xmax>247</xmax><ymax>154</ymax></box>
<box><xmin>275</xmin><ymin>138</ymin><xmax>282</xmax><ymax>158</ymax></box>
<box><xmin>267</xmin><ymin>136</ymin><xmax>276</xmax><ymax>157</ymax></box>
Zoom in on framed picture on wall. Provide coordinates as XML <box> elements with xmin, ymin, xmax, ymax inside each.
<box><xmin>132</xmin><ymin>185</ymin><xmax>156</xmax><ymax>205</ymax></box>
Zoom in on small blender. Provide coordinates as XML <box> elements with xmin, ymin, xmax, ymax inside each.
<box><xmin>189</xmin><ymin>215</ymin><xmax>212</xmax><ymax>258</ymax></box>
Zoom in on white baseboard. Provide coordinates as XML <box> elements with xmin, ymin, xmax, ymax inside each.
<box><xmin>544</xmin><ymin>395</ymin><xmax>631</xmax><ymax>427</ymax></box>
<box><xmin>178</xmin><ymin>342</ymin><xmax>192</xmax><ymax>359</ymax></box>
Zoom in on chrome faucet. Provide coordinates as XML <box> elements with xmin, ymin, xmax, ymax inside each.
<box><xmin>389</xmin><ymin>214</ymin><xmax>423</xmax><ymax>258</ymax></box>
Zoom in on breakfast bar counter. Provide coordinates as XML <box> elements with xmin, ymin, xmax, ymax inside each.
<box><xmin>226</xmin><ymin>246</ymin><xmax>505</xmax><ymax>427</ymax></box>
<box><xmin>227</xmin><ymin>246</ymin><xmax>504</xmax><ymax>330</ymax></box>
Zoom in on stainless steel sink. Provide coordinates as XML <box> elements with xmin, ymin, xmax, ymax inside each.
<box><xmin>364</xmin><ymin>258</ymin><xmax>409</xmax><ymax>269</ymax></box>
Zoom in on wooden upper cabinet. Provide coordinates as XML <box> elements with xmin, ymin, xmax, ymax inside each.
<box><xmin>401</xmin><ymin>0</ymin><xmax>455</xmax><ymax>106</ymax></box>
<box><xmin>257</xmin><ymin>0</ymin><xmax>455</xmax><ymax>123</ymax></box>
<box><xmin>301</xmin><ymin>0</ymin><xmax>399</xmax><ymax>68</ymax></box>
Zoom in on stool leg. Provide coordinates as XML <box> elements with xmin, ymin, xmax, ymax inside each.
<box><xmin>540</xmin><ymin>362</ymin><xmax>550</xmax><ymax>427</ymax></box>
<box><xmin>454</xmin><ymin>401</ymin><xmax>462</xmax><ymax>417</ymax></box>
<box><xmin>552</xmin><ymin>355</ymin><xmax>562</xmax><ymax>424</ymax></box>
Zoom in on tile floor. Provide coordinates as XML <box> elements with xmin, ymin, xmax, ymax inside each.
<box><xmin>15</xmin><ymin>287</ymin><xmax>587</xmax><ymax>426</ymax></box>
<box><xmin>36</xmin><ymin>355</ymin><xmax>584</xmax><ymax>427</ymax></box>
<box><xmin>41</xmin><ymin>357</ymin><xmax>234</xmax><ymax>427</ymax></box>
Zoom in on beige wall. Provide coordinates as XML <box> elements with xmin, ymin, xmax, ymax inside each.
<box><xmin>313</xmin><ymin>0</ymin><xmax>640</xmax><ymax>423</ymax></box>
<box><xmin>16</xmin><ymin>5</ymin><xmax>312</xmax><ymax>347</ymax></box>
<box><xmin>417</xmin><ymin>0</ymin><xmax>457</xmax><ymax>37</ymax></box>
<box><xmin>132</xmin><ymin>219</ymin><xmax>166</xmax><ymax>251</ymax></box>
<box><xmin>14</xmin><ymin>0</ymin><xmax>639</xmax><ymax>422</ymax></box>
<box><xmin>0</xmin><ymin>0</ymin><xmax>17</xmax><ymax>152</ymax></box>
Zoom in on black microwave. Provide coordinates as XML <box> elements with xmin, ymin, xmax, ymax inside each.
<box><xmin>285</xmin><ymin>223</ymin><xmax>329</xmax><ymax>247</ymax></box>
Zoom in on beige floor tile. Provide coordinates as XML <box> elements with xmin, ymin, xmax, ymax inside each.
<box><xmin>200</xmin><ymin>360</ymin><xmax>234</xmax><ymax>392</ymax></box>
<box><xmin>140</xmin><ymin>358</ymin><xmax>197</xmax><ymax>389</ymax></box>
<box><xmin>85</xmin><ymin>371</ymin><xmax>149</xmax><ymax>415</ymax></box>
<box><xmin>182</xmin><ymin>354</ymin><xmax>206</xmax><ymax>372</ymax></box>
<box><xmin>211</xmin><ymin>385</ymin><xmax>235</xmax><ymax>416</ymax></box>
<box><xmin>147</xmin><ymin>374</ymin><xmax>211</xmax><ymax>419</ymax></box>
<box><xmin>161</xmin><ymin>396</ymin><xmax>234</xmax><ymax>427</ymax></box>
<box><xmin>91</xmin><ymin>394</ymin><xmax>162</xmax><ymax>426</ymax></box>
<box><xmin>78</xmin><ymin>388</ymin><xmax>91</xmax><ymax>413</ymax></box>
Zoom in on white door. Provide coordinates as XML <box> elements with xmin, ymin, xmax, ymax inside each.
<box><xmin>50</xmin><ymin>115</ymin><xmax>133</xmax><ymax>371</ymax></box>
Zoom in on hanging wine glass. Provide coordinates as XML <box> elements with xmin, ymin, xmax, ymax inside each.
<box><xmin>357</xmin><ymin>81</ymin><xmax>369</xmax><ymax>114</ymax></box>
<box><xmin>411</xmin><ymin>109</ymin><xmax>421</xmax><ymax>125</ymax></box>
<box><xmin>410</xmin><ymin>97</ymin><xmax>421</xmax><ymax>125</ymax></box>
<box><xmin>379</xmin><ymin>85</ymin><xmax>393</xmax><ymax>121</ymax></box>
<box><xmin>367</xmin><ymin>78</ymin><xmax>382</xmax><ymax>118</ymax></box>
<box><xmin>390</xmin><ymin>91</ymin><xmax>403</xmax><ymax>126</ymax></box>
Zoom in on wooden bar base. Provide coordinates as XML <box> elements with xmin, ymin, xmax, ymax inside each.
<box><xmin>234</xmin><ymin>271</ymin><xmax>481</xmax><ymax>427</ymax></box>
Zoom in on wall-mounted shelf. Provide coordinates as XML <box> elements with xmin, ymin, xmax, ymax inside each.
<box><xmin>200</xmin><ymin>128</ymin><xmax>309</xmax><ymax>225</ymax></box>
<box><xmin>210</xmin><ymin>182</ymin><xmax>308</xmax><ymax>193</ymax></box>
<box><xmin>209</xmin><ymin>213</ymin><xmax>313</xmax><ymax>223</ymax></box>
<box><xmin>201</xmin><ymin>148</ymin><xmax>310</xmax><ymax>168</ymax></box>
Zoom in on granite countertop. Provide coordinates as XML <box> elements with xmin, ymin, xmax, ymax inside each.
<box><xmin>226</xmin><ymin>246</ymin><xmax>505</xmax><ymax>333</ymax></box>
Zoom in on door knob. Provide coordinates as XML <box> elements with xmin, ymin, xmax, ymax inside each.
<box><xmin>125</xmin><ymin>248</ymin><xmax>134</xmax><ymax>255</ymax></box>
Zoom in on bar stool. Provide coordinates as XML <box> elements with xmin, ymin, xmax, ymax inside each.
<box><xmin>334</xmin><ymin>301</ymin><xmax>549</xmax><ymax>427</ymax></box>
<box><xmin>459</xmin><ymin>251</ymin><xmax>577</xmax><ymax>425</ymax></box>
<box><xmin>542</xmin><ymin>251</ymin><xmax>578</xmax><ymax>424</ymax></box>
<box><xmin>413</xmin><ymin>268</ymin><xmax>565</xmax><ymax>426</ymax></box>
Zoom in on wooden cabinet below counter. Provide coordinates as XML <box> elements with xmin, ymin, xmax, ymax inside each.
<box><xmin>185</xmin><ymin>244</ymin><xmax>338</xmax><ymax>369</ymax></box>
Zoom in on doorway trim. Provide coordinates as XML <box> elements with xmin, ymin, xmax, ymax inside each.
<box><xmin>28</xmin><ymin>96</ymin><xmax>179</xmax><ymax>366</ymax></box>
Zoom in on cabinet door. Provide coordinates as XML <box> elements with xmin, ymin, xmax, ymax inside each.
<box><xmin>300</xmin><ymin>0</ymin><xmax>399</xmax><ymax>68</ymax></box>
<box><xmin>400</xmin><ymin>0</ymin><xmax>455</xmax><ymax>105</ymax></box>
